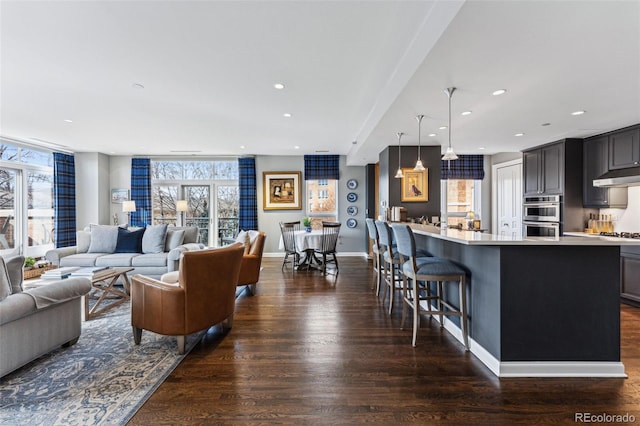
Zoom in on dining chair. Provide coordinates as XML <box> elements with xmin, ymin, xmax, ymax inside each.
<box><xmin>390</xmin><ymin>223</ymin><xmax>469</xmax><ymax>350</ymax></box>
<box><xmin>365</xmin><ymin>218</ymin><xmax>382</xmax><ymax>294</ymax></box>
<box><xmin>374</xmin><ymin>220</ymin><xmax>404</xmax><ymax>315</ymax></box>
<box><xmin>280</xmin><ymin>221</ymin><xmax>301</xmax><ymax>271</ymax></box>
<box><xmin>314</xmin><ymin>221</ymin><xmax>341</xmax><ymax>275</ymax></box>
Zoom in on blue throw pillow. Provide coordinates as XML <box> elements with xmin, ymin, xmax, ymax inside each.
<box><xmin>115</xmin><ymin>227</ymin><xmax>145</xmax><ymax>253</ymax></box>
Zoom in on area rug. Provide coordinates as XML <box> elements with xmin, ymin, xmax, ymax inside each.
<box><xmin>0</xmin><ymin>303</ymin><xmax>202</xmax><ymax>426</ymax></box>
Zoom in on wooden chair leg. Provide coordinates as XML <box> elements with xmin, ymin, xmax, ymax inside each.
<box><xmin>388</xmin><ymin>263</ymin><xmax>395</xmax><ymax>315</ymax></box>
<box><xmin>224</xmin><ymin>313</ymin><xmax>234</xmax><ymax>330</ymax></box>
<box><xmin>133</xmin><ymin>326</ymin><xmax>142</xmax><ymax>345</ymax></box>
<box><xmin>459</xmin><ymin>276</ymin><xmax>469</xmax><ymax>351</ymax></box>
<box><xmin>438</xmin><ymin>281</ymin><xmax>444</xmax><ymax>327</ymax></box>
<box><xmin>400</xmin><ymin>275</ymin><xmax>409</xmax><ymax>330</ymax></box>
<box><xmin>412</xmin><ymin>277</ymin><xmax>420</xmax><ymax>347</ymax></box>
<box><xmin>177</xmin><ymin>336</ymin><xmax>186</xmax><ymax>355</ymax></box>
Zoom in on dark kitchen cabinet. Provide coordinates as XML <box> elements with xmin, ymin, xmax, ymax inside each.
<box><xmin>621</xmin><ymin>246</ymin><xmax>640</xmax><ymax>307</ymax></box>
<box><xmin>609</xmin><ymin>127</ymin><xmax>640</xmax><ymax>170</ymax></box>
<box><xmin>583</xmin><ymin>136</ymin><xmax>627</xmax><ymax>208</ymax></box>
<box><xmin>523</xmin><ymin>142</ymin><xmax>563</xmax><ymax>195</ymax></box>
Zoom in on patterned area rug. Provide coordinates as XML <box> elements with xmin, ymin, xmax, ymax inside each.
<box><xmin>0</xmin><ymin>303</ymin><xmax>201</xmax><ymax>426</ymax></box>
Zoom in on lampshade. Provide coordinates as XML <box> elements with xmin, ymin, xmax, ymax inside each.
<box><xmin>443</xmin><ymin>87</ymin><xmax>459</xmax><ymax>161</ymax></box>
<box><xmin>395</xmin><ymin>132</ymin><xmax>404</xmax><ymax>179</ymax></box>
<box><xmin>122</xmin><ymin>200</ymin><xmax>136</xmax><ymax>213</ymax></box>
<box><xmin>414</xmin><ymin>114</ymin><xmax>426</xmax><ymax>171</ymax></box>
<box><xmin>176</xmin><ymin>200</ymin><xmax>188</xmax><ymax>212</ymax></box>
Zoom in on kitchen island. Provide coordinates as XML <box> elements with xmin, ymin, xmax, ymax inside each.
<box><xmin>406</xmin><ymin>223</ymin><xmax>640</xmax><ymax>378</ymax></box>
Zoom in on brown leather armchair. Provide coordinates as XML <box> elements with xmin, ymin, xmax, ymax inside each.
<box><xmin>236</xmin><ymin>231</ymin><xmax>266</xmax><ymax>295</ymax></box>
<box><xmin>130</xmin><ymin>243</ymin><xmax>244</xmax><ymax>354</ymax></box>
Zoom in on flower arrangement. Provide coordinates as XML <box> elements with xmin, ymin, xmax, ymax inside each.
<box><xmin>302</xmin><ymin>216</ymin><xmax>312</xmax><ymax>232</ymax></box>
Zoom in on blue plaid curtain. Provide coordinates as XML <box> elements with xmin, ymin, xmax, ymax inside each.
<box><xmin>238</xmin><ymin>157</ymin><xmax>258</xmax><ymax>230</ymax></box>
<box><xmin>53</xmin><ymin>153</ymin><xmax>77</xmax><ymax>247</ymax></box>
<box><xmin>441</xmin><ymin>155</ymin><xmax>485</xmax><ymax>180</ymax></box>
<box><xmin>130</xmin><ymin>158</ymin><xmax>152</xmax><ymax>227</ymax></box>
<box><xmin>304</xmin><ymin>155</ymin><xmax>339</xmax><ymax>180</ymax></box>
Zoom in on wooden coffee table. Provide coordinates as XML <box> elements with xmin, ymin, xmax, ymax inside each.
<box><xmin>84</xmin><ymin>267</ymin><xmax>134</xmax><ymax>320</ymax></box>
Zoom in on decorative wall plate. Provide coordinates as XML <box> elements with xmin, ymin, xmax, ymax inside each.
<box><xmin>346</xmin><ymin>192</ymin><xmax>358</xmax><ymax>202</ymax></box>
<box><xmin>347</xmin><ymin>206</ymin><xmax>358</xmax><ymax>216</ymax></box>
<box><xmin>346</xmin><ymin>218</ymin><xmax>357</xmax><ymax>228</ymax></box>
<box><xmin>346</xmin><ymin>179</ymin><xmax>358</xmax><ymax>190</ymax></box>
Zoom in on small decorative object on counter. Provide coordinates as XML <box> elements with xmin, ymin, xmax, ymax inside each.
<box><xmin>302</xmin><ymin>216</ymin><xmax>312</xmax><ymax>232</ymax></box>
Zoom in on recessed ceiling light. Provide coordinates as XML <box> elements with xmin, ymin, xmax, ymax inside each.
<box><xmin>439</xmin><ymin>126</ymin><xmax>447</xmax><ymax>130</ymax></box>
<box><xmin>240</xmin><ymin>145</ymin><xmax>246</xmax><ymax>149</ymax></box>
<box><xmin>478</xmin><ymin>147</ymin><xmax>486</xmax><ymax>150</ymax></box>
<box><xmin>492</xmin><ymin>89</ymin><xmax>507</xmax><ymax>96</ymax></box>
<box><xmin>131</xmin><ymin>83</ymin><xmax>145</xmax><ymax>89</ymax></box>
<box><xmin>571</xmin><ymin>110</ymin><xmax>586</xmax><ymax>116</ymax></box>
<box><xmin>283</xmin><ymin>113</ymin><xmax>292</xmax><ymax>118</ymax></box>
<box><xmin>64</xmin><ymin>119</ymin><xmax>73</xmax><ymax>123</ymax></box>
<box><xmin>541</xmin><ymin>123</ymin><xmax>551</xmax><ymax>126</ymax></box>
<box><xmin>461</xmin><ymin>111</ymin><xmax>472</xmax><ymax>116</ymax></box>
<box><xmin>514</xmin><ymin>133</ymin><xmax>525</xmax><ymax>137</ymax></box>
<box><xmin>294</xmin><ymin>145</ymin><xmax>300</xmax><ymax>150</ymax></box>
<box><xmin>428</xmin><ymin>133</ymin><xmax>437</xmax><ymax>137</ymax></box>
<box><xmin>274</xmin><ymin>83</ymin><xmax>285</xmax><ymax>90</ymax></box>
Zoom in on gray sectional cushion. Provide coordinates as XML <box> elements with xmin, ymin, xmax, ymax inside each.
<box><xmin>95</xmin><ymin>253</ymin><xmax>140</xmax><ymax>267</ymax></box>
<box><xmin>4</xmin><ymin>256</ymin><xmax>25</xmax><ymax>294</ymax></box>
<box><xmin>132</xmin><ymin>252</ymin><xmax>168</xmax><ymax>267</ymax></box>
<box><xmin>164</xmin><ymin>229</ymin><xmax>185</xmax><ymax>251</ymax></box>
<box><xmin>178</xmin><ymin>227</ymin><xmax>199</xmax><ymax>244</ymax></box>
<box><xmin>142</xmin><ymin>224</ymin><xmax>167</xmax><ymax>254</ymax></box>
<box><xmin>0</xmin><ymin>258</ymin><xmax>11</xmax><ymax>301</ymax></box>
<box><xmin>88</xmin><ymin>225</ymin><xmax>119</xmax><ymax>253</ymax></box>
<box><xmin>76</xmin><ymin>230</ymin><xmax>91</xmax><ymax>253</ymax></box>
<box><xmin>60</xmin><ymin>253</ymin><xmax>106</xmax><ymax>267</ymax></box>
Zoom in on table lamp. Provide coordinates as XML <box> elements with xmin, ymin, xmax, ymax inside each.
<box><xmin>176</xmin><ymin>200</ymin><xmax>188</xmax><ymax>226</ymax></box>
<box><xmin>122</xmin><ymin>200</ymin><xmax>136</xmax><ymax>225</ymax></box>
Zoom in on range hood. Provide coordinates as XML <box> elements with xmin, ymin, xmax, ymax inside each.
<box><xmin>593</xmin><ymin>166</ymin><xmax>640</xmax><ymax>187</ymax></box>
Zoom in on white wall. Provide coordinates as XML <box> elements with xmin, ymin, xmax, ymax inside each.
<box><xmin>602</xmin><ymin>186</ymin><xmax>640</xmax><ymax>231</ymax></box>
<box><xmin>75</xmin><ymin>152</ymin><xmax>111</xmax><ymax>228</ymax></box>
<box><xmin>109</xmin><ymin>156</ymin><xmax>132</xmax><ymax>225</ymax></box>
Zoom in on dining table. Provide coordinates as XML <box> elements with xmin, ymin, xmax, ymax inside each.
<box><xmin>278</xmin><ymin>229</ymin><xmax>324</xmax><ymax>271</ymax></box>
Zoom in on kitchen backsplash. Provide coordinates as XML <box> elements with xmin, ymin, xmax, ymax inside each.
<box><xmin>601</xmin><ymin>186</ymin><xmax>640</xmax><ymax>231</ymax></box>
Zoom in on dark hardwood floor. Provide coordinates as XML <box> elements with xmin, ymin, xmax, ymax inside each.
<box><xmin>129</xmin><ymin>257</ymin><xmax>640</xmax><ymax>425</ymax></box>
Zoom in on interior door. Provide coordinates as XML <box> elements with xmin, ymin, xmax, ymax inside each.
<box><xmin>493</xmin><ymin>160</ymin><xmax>522</xmax><ymax>238</ymax></box>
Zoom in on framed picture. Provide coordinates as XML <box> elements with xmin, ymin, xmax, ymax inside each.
<box><xmin>401</xmin><ymin>168</ymin><xmax>428</xmax><ymax>202</ymax></box>
<box><xmin>111</xmin><ymin>188</ymin><xmax>130</xmax><ymax>204</ymax></box>
<box><xmin>263</xmin><ymin>171</ymin><xmax>302</xmax><ymax>210</ymax></box>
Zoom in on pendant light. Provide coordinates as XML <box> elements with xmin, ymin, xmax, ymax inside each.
<box><xmin>394</xmin><ymin>132</ymin><xmax>404</xmax><ymax>178</ymax></box>
<box><xmin>413</xmin><ymin>114</ymin><xmax>426</xmax><ymax>171</ymax></box>
<box><xmin>442</xmin><ymin>87</ymin><xmax>459</xmax><ymax>161</ymax></box>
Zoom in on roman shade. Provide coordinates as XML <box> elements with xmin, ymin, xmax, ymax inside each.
<box><xmin>441</xmin><ymin>155</ymin><xmax>485</xmax><ymax>180</ymax></box>
<box><xmin>304</xmin><ymin>155</ymin><xmax>339</xmax><ymax>180</ymax></box>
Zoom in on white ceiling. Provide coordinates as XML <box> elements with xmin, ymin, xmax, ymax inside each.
<box><xmin>1</xmin><ymin>1</ymin><xmax>639</xmax><ymax>166</ymax></box>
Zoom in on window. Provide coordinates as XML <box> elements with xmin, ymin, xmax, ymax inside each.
<box><xmin>305</xmin><ymin>179</ymin><xmax>337</xmax><ymax>228</ymax></box>
<box><xmin>441</xmin><ymin>179</ymin><xmax>481</xmax><ymax>228</ymax></box>
<box><xmin>151</xmin><ymin>160</ymin><xmax>239</xmax><ymax>246</ymax></box>
<box><xmin>0</xmin><ymin>140</ymin><xmax>54</xmax><ymax>257</ymax></box>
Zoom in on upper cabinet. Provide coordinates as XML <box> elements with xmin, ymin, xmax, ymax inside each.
<box><xmin>609</xmin><ymin>127</ymin><xmax>640</xmax><ymax>170</ymax></box>
<box><xmin>523</xmin><ymin>142</ymin><xmax>564</xmax><ymax>195</ymax></box>
<box><xmin>583</xmin><ymin>135</ymin><xmax>627</xmax><ymax>208</ymax></box>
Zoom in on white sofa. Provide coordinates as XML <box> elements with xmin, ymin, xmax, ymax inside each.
<box><xmin>0</xmin><ymin>255</ymin><xmax>91</xmax><ymax>378</ymax></box>
<box><xmin>46</xmin><ymin>225</ymin><xmax>205</xmax><ymax>279</ymax></box>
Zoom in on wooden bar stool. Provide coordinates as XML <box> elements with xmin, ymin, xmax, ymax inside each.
<box><xmin>391</xmin><ymin>224</ymin><xmax>469</xmax><ymax>350</ymax></box>
<box><xmin>365</xmin><ymin>218</ymin><xmax>382</xmax><ymax>294</ymax></box>
<box><xmin>374</xmin><ymin>220</ymin><xmax>404</xmax><ymax>315</ymax></box>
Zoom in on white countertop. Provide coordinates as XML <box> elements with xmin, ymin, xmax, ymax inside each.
<box><xmin>406</xmin><ymin>223</ymin><xmax>640</xmax><ymax>246</ymax></box>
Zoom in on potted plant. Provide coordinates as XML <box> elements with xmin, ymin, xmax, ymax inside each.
<box><xmin>302</xmin><ymin>217</ymin><xmax>312</xmax><ymax>232</ymax></box>
<box><xmin>24</xmin><ymin>256</ymin><xmax>36</xmax><ymax>270</ymax></box>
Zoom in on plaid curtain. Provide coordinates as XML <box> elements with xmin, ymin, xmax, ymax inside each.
<box><xmin>441</xmin><ymin>155</ymin><xmax>485</xmax><ymax>180</ymax></box>
<box><xmin>53</xmin><ymin>153</ymin><xmax>77</xmax><ymax>247</ymax></box>
<box><xmin>238</xmin><ymin>157</ymin><xmax>258</xmax><ymax>230</ymax></box>
<box><xmin>304</xmin><ymin>155</ymin><xmax>339</xmax><ymax>180</ymax></box>
<box><xmin>130</xmin><ymin>158</ymin><xmax>152</xmax><ymax>227</ymax></box>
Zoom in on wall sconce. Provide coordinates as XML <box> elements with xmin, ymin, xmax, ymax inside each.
<box><xmin>176</xmin><ymin>200</ymin><xmax>188</xmax><ymax>226</ymax></box>
<box><xmin>122</xmin><ymin>200</ymin><xmax>136</xmax><ymax>225</ymax></box>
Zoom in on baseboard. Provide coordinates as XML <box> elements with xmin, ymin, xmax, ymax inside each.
<box><xmin>424</xmin><ymin>302</ymin><xmax>627</xmax><ymax>378</ymax></box>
